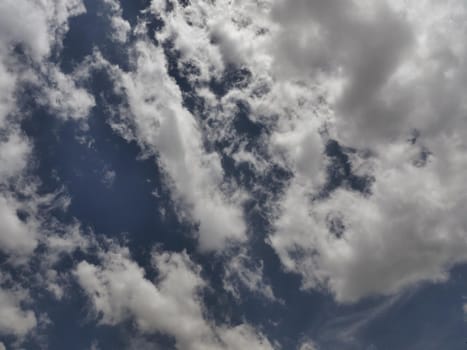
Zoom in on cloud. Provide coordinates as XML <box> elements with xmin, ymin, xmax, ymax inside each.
<box><xmin>0</xmin><ymin>0</ymin><xmax>96</xmax><ymax>343</ymax></box>
<box><xmin>0</xmin><ymin>195</ymin><xmax>37</xmax><ymax>258</ymax></box>
<box><xmin>101</xmin><ymin>168</ymin><xmax>116</xmax><ymax>188</ymax></box>
<box><xmin>223</xmin><ymin>248</ymin><xmax>279</xmax><ymax>303</ymax></box>
<box><xmin>0</xmin><ymin>2</ymin><xmax>463</xmax><ymax>349</ymax></box>
<box><xmin>318</xmin><ymin>293</ymin><xmax>406</xmax><ymax>347</ymax></box>
<box><xmin>0</xmin><ymin>0</ymin><xmax>93</xmax><ymax>263</ymax></box>
<box><xmin>124</xmin><ymin>0</ymin><xmax>467</xmax><ymax>305</ymax></box>
<box><xmin>75</xmin><ymin>244</ymin><xmax>274</xmax><ymax>350</ymax></box>
<box><xmin>0</xmin><ymin>130</ymin><xmax>38</xmax><ymax>260</ymax></box>
<box><xmin>149</xmin><ymin>0</ymin><xmax>274</xmax><ymax>82</ymax></box>
<box><xmin>94</xmin><ymin>37</ymin><xmax>247</xmax><ymax>252</ymax></box>
<box><xmin>102</xmin><ymin>0</ymin><xmax>131</xmax><ymax>43</ymax></box>
<box><xmin>0</xmin><ymin>131</ymin><xmax>30</xmax><ymax>183</ymax></box>
<box><xmin>298</xmin><ymin>340</ymin><xmax>318</xmax><ymax>350</ymax></box>
<box><xmin>0</xmin><ymin>277</ymin><xmax>36</xmax><ymax>337</ymax></box>
<box><xmin>37</xmin><ymin>65</ymin><xmax>95</xmax><ymax>120</ymax></box>
<box><xmin>150</xmin><ymin>0</ymin><xmax>467</xmax><ymax>303</ymax></box>
<box><xmin>0</xmin><ymin>0</ymin><xmax>94</xmax><ymax>123</ymax></box>
<box><xmin>266</xmin><ymin>0</ymin><xmax>467</xmax><ymax>303</ymax></box>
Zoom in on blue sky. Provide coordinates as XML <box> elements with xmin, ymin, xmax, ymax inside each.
<box><xmin>1</xmin><ymin>0</ymin><xmax>467</xmax><ymax>349</ymax></box>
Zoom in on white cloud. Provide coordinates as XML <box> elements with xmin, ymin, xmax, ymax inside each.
<box><xmin>149</xmin><ymin>0</ymin><xmax>274</xmax><ymax>82</ymax></box>
<box><xmin>0</xmin><ymin>63</ymin><xmax>17</xmax><ymax>128</ymax></box>
<box><xmin>110</xmin><ymin>16</ymin><xmax>131</xmax><ymax>43</ymax></box>
<box><xmin>94</xmin><ymin>38</ymin><xmax>247</xmax><ymax>252</ymax></box>
<box><xmin>0</xmin><ymin>0</ymin><xmax>51</xmax><ymax>59</ymax></box>
<box><xmin>102</xmin><ymin>0</ymin><xmax>131</xmax><ymax>43</ymax></box>
<box><xmin>0</xmin><ymin>129</ymin><xmax>37</xmax><ymax>261</ymax></box>
<box><xmin>0</xmin><ymin>0</ymin><xmax>96</xmax><ymax>343</ymax></box>
<box><xmin>44</xmin><ymin>221</ymin><xmax>93</xmax><ymax>262</ymax></box>
<box><xmin>298</xmin><ymin>340</ymin><xmax>318</xmax><ymax>350</ymax></box>
<box><xmin>147</xmin><ymin>0</ymin><xmax>467</xmax><ymax>303</ymax></box>
<box><xmin>37</xmin><ymin>65</ymin><xmax>95</xmax><ymax>120</ymax></box>
<box><xmin>223</xmin><ymin>248</ymin><xmax>279</xmax><ymax>303</ymax></box>
<box><xmin>0</xmin><ymin>0</ymin><xmax>93</xmax><ymax>264</ymax></box>
<box><xmin>0</xmin><ymin>131</ymin><xmax>30</xmax><ymax>182</ymax></box>
<box><xmin>0</xmin><ymin>0</ymin><xmax>93</xmax><ymax>123</ymax></box>
<box><xmin>266</xmin><ymin>0</ymin><xmax>467</xmax><ymax>303</ymax></box>
<box><xmin>270</xmin><ymin>139</ymin><xmax>467</xmax><ymax>302</ymax></box>
<box><xmin>0</xmin><ymin>279</ymin><xmax>36</xmax><ymax>337</ymax></box>
<box><xmin>75</xmin><ymin>245</ymin><xmax>274</xmax><ymax>350</ymax></box>
<box><xmin>0</xmin><ymin>195</ymin><xmax>37</xmax><ymax>259</ymax></box>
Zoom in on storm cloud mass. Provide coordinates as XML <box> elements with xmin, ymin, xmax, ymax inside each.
<box><xmin>1</xmin><ymin>0</ymin><xmax>467</xmax><ymax>349</ymax></box>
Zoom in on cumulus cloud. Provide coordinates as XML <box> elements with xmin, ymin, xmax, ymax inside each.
<box><xmin>75</xmin><ymin>245</ymin><xmax>274</xmax><ymax>350</ymax></box>
<box><xmin>0</xmin><ymin>0</ymin><xmax>94</xmax><ymax>122</ymax></box>
<box><xmin>102</xmin><ymin>0</ymin><xmax>131</xmax><ymax>43</ymax></box>
<box><xmin>0</xmin><ymin>0</ymin><xmax>95</xmax><ymax>262</ymax></box>
<box><xmin>0</xmin><ymin>131</ymin><xmax>30</xmax><ymax>182</ymax></box>
<box><xmin>266</xmin><ymin>0</ymin><xmax>467</xmax><ymax>302</ymax></box>
<box><xmin>93</xmin><ymin>38</ymin><xmax>247</xmax><ymax>252</ymax></box>
<box><xmin>0</xmin><ymin>278</ymin><xmax>36</xmax><ymax>337</ymax></box>
<box><xmin>0</xmin><ymin>0</ymin><xmax>96</xmax><ymax>343</ymax></box>
<box><xmin>0</xmin><ymin>0</ymin><xmax>94</xmax><ymax>262</ymax></box>
<box><xmin>0</xmin><ymin>195</ymin><xmax>38</xmax><ymax>258</ymax></box>
<box><xmin>0</xmin><ymin>1</ymin><xmax>463</xmax><ymax>348</ymax></box>
<box><xmin>149</xmin><ymin>0</ymin><xmax>273</xmax><ymax>82</ymax></box>
<box><xmin>37</xmin><ymin>65</ymin><xmax>95</xmax><ymax>120</ymax></box>
<box><xmin>0</xmin><ymin>130</ymin><xmax>38</xmax><ymax>260</ymax></box>
<box><xmin>271</xmin><ymin>143</ymin><xmax>467</xmax><ymax>303</ymax></box>
<box><xmin>151</xmin><ymin>0</ymin><xmax>467</xmax><ymax>303</ymax></box>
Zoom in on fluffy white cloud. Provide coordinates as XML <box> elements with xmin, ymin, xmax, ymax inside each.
<box><xmin>0</xmin><ymin>195</ymin><xmax>37</xmax><ymax>258</ymax></box>
<box><xmin>149</xmin><ymin>0</ymin><xmax>274</xmax><ymax>83</ymax></box>
<box><xmin>223</xmin><ymin>248</ymin><xmax>279</xmax><ymax>303</ymax></box>
<box><xmin>0</xmin><ymin>0</ymin><xmax>94</xmax><ymax>262</ymax></box>
<box><xmin>0</xmin><ymin>0</ymin><xmax>89</xmax><ymax>177</ymax></box>
<box><xmin>0</xmin><ymin>0</ymin><xmax>94</xmax><ymax>123</ymax></box>
<box><xmin>95</xmin><ymin>38</ymin><xmax>247</xmax><ymax>252</ymax></box>
<box><xmin>0</xmin><ymin>0</ymin><xmax>86</xmax><ymax>58</ymax></box>
<box><xmin>37</xmin><ymin>65</ymin><xmax>95</xmax><ymax>120</ymax></box>
<box><xmin>0</xmin><ymin>130</ymin><xmax>38</xmax><ymax>260</ymax></box>
<box><xmin>75</xmin><ymin>245</ymin><xmax>274</xmax><ymax>350</ymax></box>
<box><xmin>0</xmin><ymin>131</ymin><xmax>30</xmax><ymax>183</ymax></box>
<box><xmin>145</xmin><ymin>0</ymin><xmax>467</xmax><ymax>303</ymax></box>
<box><xmin>271</xmin><ymin>141</ymin><xmax>467</xmax><ymax>303</ymax></box>
<box><xmin>0</xmin><ymin>279</ymin><xmax>36</xmax><ymax>337</ymax></box>
<box><xmin>0</xmin><ymin>0</ymin><xmax>95</xmax><ymax>343</ymax></box>
<box><xmin>102</xmin><ymin>0</ymin><xmax>131</xmax><ymax>43</ymax></box>
<box><xmin>267</xmin><ymin>0</ymin><xmax>467</xmax><ymax>302</ymax></box>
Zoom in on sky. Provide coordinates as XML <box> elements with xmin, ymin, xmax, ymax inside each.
<box><xmin>1</xmin><ymin>0</ymin><xmax>467</xmax><ymax>349</ymax></box>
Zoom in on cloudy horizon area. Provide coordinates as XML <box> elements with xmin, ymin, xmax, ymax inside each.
<box><xmin>1</xmin><ymin>0</ymin><xmax>467</xmax><ymax>349</ymax></box>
